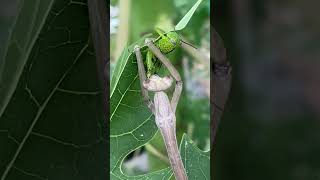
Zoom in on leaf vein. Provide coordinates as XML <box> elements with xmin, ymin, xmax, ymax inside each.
<box><xmin>110</xmin><ymin>75</ymin><xmax>138</xmax><ymax>120</ymax></box>
<box><xmin>0</xmin><ymin>42</ymin><xmax>88</xmax><ymax>180</ymax></box>
<box><xmin>12</xmin><ymin>166</ymin><xmax>47</xmax><ymax>180</ymax></box>
<box><xmin>110</xmin><ymin>114</ymin><xmax>152</xmax><ymax>137</ymax></box>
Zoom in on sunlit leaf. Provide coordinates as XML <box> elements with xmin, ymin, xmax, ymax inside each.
<box><xmin>174</xmin><ymin>0</ymin><xmax>203</xmax><ymax>31</ymax></box>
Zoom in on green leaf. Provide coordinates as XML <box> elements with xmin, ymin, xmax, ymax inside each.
<box><xmin>110</xmin><ymin>36</ymin><xmax>159</xmax><ymax>178</ymax></box>
<box><xmin>0</xmin><ymin>0</ymin><xmax>107</xmax><ymax>179</ymax></box>
<box><xmin>174</xmin><ymin>0</ymin><xmax>203</xmax><ymax>31</ymax></box>
<box><xmin>0</xmin><ymin>0</ymin><xmax>55</xmax><ymax>118</ymax></box>
<box><xmin>174</xmin><ymin>0</ymin><xmax>209</xmax><ymax>16</ymax></box>
<box><xmin>173</xmin><ymin>0</ymin><xmax>210</xmax><ymax>45</ymax></box>
<box><xmin>179</xmin><ymin>134</ymin><xmax>210</xmax><ymax>180</ymax></box>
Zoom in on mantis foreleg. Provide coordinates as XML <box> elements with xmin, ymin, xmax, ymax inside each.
<box><xmin>134</xmin><ymin>45</ymin><xmax>155</xmax><ymax>113</ymax></box>
<box><xmin>145</xmin><ymin>38</ymin><xmax>183</xmax><ymax>113</ymax></box>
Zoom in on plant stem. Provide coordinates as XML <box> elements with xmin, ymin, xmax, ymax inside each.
<box><xmin>145</xmin><ymin>143</ymin><xmax>170</xmax><ymax>164</ymax></box>
<box><xmin>114</xmin><ymin>0</ymin><xmax>130</xmax><ymax>60</ymax></box>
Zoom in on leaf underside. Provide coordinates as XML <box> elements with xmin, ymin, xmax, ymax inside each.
<box><xmin>0</xmin><ymin>0</ymin><xmax>107</xmax><ymax>179</ymax></box>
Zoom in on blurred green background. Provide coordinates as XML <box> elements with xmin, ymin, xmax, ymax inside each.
<box><xmin>110</xmin><ymin>0</ymin><xmax>210</xmax><ymax>176</ymax></box>
<box><xmin>214</xmin><ymin>0</ymin><xmax>320</xmax><ymax>179</ymax></box>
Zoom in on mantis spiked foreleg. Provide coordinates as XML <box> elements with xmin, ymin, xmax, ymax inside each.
<box><xmin>134</xmin><ymin>39</ymin><xmax>187</xmax><ymax>180</ymax></box>
<box><xmin>134</xmin><ymin>45</ymin><xmax>155</xmax><ymax>113</ymax></box>
<box><xmin>145</xmin><ymin>39</ymin><xmax>183</xmax><ymax>113</ymax></box>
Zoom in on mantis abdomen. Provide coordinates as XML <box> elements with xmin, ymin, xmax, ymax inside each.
<box><xmin>154</xmin><ymin>91</ymin><xmax>188</xmax><ymax>180</ymax></box>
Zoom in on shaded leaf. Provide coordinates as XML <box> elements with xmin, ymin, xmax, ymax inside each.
<box><xmin>0</xmin><ymin>0</ymin><xmax>107</xmax><ymax>179</ymax></box>
<box><xmin>0</xmin><ymin>0</ymin><xmax>55</xmax><ymax>117</ymax></box>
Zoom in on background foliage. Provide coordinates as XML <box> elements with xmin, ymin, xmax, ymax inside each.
<box><xmin>0</xmin><ymin>0</ymin><xmax>107</xmax><ymax>179</ymax></box>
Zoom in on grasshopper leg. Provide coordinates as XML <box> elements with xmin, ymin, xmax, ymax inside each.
<box><xmin>134</xmin><ymin>45</ymin><xmax>155</xmax><ymax>113</ymax></box>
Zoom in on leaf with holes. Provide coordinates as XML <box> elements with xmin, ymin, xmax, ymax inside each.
<box><xmin>110</xmin><ymin>36</ymin><xmax>159</xmax><ymax>178</ymax></box>
<box><xmin>0</xmin><ymin>0</ymin><xmax>107</xmax><ymax>179</ymax></box>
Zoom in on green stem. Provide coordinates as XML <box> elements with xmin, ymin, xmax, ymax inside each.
<box><xmin>145</xmin><ymin>144</ymin><xmax>170</xmax><ymax>164</ymax></box>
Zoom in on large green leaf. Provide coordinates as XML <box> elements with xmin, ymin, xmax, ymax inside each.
<box><xmin>0</xmin><ymin>0</ymin><xmax>107</xmax><ymax>179</ymax></box>
<box><xmin>110</xmin><ymin>36</ymin><xmax>159</xmax><ymax>178</ymax></box>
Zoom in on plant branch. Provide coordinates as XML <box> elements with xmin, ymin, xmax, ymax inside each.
<box><xmin>114</xmin><ymin>0</ymin><xmax>130</xmax><ymax>60</ymax></box>
<box><xmin>145</xmin><ymin>143</ymin><xmax>170</xmax><ymax>164</ymax></box>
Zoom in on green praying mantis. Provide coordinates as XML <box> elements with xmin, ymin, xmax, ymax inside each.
<box><xmin>132</xmin><ymin>0</ymin><xmax>204</xmax><ymax>180</ymax></box>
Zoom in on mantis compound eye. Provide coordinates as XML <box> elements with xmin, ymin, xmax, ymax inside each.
<box><xmin>143</xmin><ymin>75</ymin><xmax>173</xmax><ymax>92</ymax></box>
